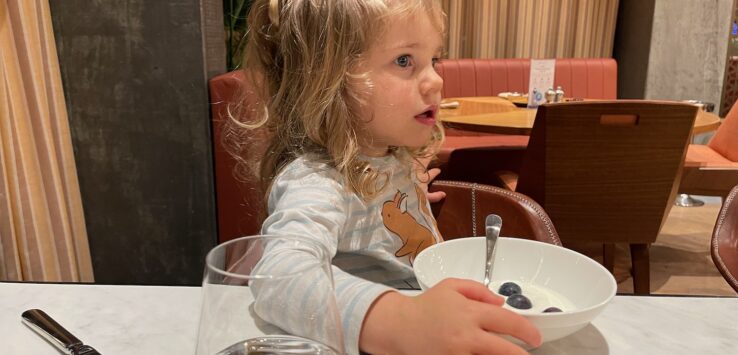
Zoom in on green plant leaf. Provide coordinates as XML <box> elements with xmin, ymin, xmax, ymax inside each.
<box><xmin>223</xmin><ymin>0</ymin><xmax>253</xmax><ymax>71</ymax></box>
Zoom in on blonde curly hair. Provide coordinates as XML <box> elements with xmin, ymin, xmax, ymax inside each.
<box><xmin>224</xmin><ymin>0</ymin><xmax>446</xmax><ymax>201</ymax></box>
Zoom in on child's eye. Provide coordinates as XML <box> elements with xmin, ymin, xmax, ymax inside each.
<box><xmin>394</xmin><ymin>55</ymin><xmax>412</xmax><ymax>68</ymax></box>
<box><xmin>432</xmin><ymin>57</ymin><xmax>440</xmax><ymax>68</ymax></box>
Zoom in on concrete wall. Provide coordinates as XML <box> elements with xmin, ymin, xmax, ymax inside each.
<box><xmin>615</xmin><ymin>0</ymin><xmax>732</xmax><ymax>108</ymax></box>
<box><xmin>49</xmin><ymin>0</ymin><xmax>225</xmax><ymax>285</ymax></box>
<box><xmin>645</xmin><ymin>0</ymin><xmax>733</xmax><ymax>109</ymax></box>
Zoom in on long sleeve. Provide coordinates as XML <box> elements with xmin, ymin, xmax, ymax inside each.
<box><xmin>251</xmin><ymin>161</ymin><xmax>394</xmax><ymax>355</ymax></box>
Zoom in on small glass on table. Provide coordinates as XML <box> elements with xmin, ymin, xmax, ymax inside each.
<box><xmin>196</xmin><ymin>235</ymin><xmax>344</xmax><ymax>354</ymax></box>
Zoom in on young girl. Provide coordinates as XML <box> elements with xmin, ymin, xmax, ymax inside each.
<box><xmin>228</xmin><ymin>0</ymin><xmax>541</xmax><ymax>354</ymax></box>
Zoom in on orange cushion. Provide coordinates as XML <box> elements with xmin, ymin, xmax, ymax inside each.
<box><xmin>685</xmin><ymin>144</ymin><xmax>738</xmax><ymax>168</ymax></box>
<box><xmin>709</xmin><ymin>103</ymin><xmax>738</xmax><ymax>162</ymax></box>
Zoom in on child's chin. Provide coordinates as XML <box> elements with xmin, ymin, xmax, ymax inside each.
<box><xmin>396</xmin><ymin>133</ymin><xmax>435</xmax><ymax>150</ymax></box>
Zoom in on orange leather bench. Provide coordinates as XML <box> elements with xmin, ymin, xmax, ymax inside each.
<box><xmin>434</xmin><ymin>58</ymin><xmax>618</xmax><ymax>168</ymax></box>
<box><xmin>436</xmin><ymin>58</ymin><xmax>617</xmax><ymax>99</ymax></box>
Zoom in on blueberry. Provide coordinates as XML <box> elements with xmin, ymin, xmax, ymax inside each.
<box><xmin>498</xmin><ymin>282</ymin><xmax>522</xmax><ymax>297</ymax></box>
<box><xmin>543</xmin><ymin>307</ymin><xmax>562</xmax><ymax>313</ymax></box>
<box><xmin>506</xmin><ymin>294</ymin><xmax>532</xmax><ymax>309</ymax></box>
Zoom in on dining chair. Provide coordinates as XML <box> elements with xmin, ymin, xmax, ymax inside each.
<box><xmin>429</xmin><ymin>180</ymin><xmax>562</xmax><ymax>246</ymax></box>
<box><xmin>679</xmin><ymin>100</ymin><xmax>738</xmax><ymax>200</ymax></box>
<box><xmin>711</xmin><ymin>184</ymin><xmax>738</xmax><ymax>293</ymax></box>
<box><xmin>492</xmin><ymin>100</ymin><xmax>698</xmax><ymax>295</ymax></box>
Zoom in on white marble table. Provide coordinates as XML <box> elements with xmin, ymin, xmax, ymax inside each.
<box><xmin>2</xmin><ymin>282</ymin><xmax>737</xmax><ymax>354</ymax></box>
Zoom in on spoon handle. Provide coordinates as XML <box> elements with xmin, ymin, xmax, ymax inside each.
<box><xmin>484</xmin><ymin>214</ymin><xmax>502</xmax><ymax>288</ymax></box>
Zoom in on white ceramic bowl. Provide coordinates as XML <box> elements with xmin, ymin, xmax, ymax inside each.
<box><xmin>413</xmin><ymin>237</ymin><xmax>616</xmax><ymax>343</ymax></box>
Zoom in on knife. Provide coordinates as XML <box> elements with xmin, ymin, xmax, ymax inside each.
<box><xmin>22</xmin><ymin>309</ymin><xmax>101</xmax><ymax>355</ymax></box>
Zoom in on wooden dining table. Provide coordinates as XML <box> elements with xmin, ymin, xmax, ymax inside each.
<box><xmin>440</xmin><ymin>97</ymin><xmax>722</xmax><ymax>136</ymax></box>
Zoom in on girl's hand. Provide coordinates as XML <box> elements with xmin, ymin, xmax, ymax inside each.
<box><xmin>360</xmin><ymin>278</ymin><xmax>542</xmax><ymax>355</ymax></box>
<box><xmin>422</xmin><ymin>168</ymin><xmax>446</xmax><ymax>203</ymax></box>
<box><xmin>414</xmin><ymin>157</ymin><xmax>446</xmax><ymax>203</ymax></box>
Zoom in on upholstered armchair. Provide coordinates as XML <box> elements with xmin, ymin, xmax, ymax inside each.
<box><xmin>429</xmin><ymin>180</ymin><xmax>561</xmax><ymax>246</ymax></box>
<box><xmin>679</xmin><ymin>100</ymin><xmax>738</xmax><ymax>199</ymax></box>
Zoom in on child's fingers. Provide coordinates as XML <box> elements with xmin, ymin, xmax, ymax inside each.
<box><xmin>426</xmin><ymin>167</ymin><xmax>442</xmax><ymax>180</ymax></box>
<box><xmin>476</xmin><ymin>305</ymin><xmax>542</xmax><ymax>348</ymax></box>
<box><xmin>440</xmin><ymin>278</ymin><xmax>504</xmax><ymax>305</ymax></box>
<box><xmin>415</xmin><ymin>156</ymin><xmax>433</xmax><ymax>169</ymax></box>
<box><xmin>426</xmin><ymin>190</ymin><xmax>446</xmax><ymax>203</ymax></box>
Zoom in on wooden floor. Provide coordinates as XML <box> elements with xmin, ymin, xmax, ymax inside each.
<box><xmin>573</xmin><ymin>198</ymin><xmax>736</xmax><ymax>296</ymax></box>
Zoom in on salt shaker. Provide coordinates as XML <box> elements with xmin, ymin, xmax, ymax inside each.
<box><xmin>555</xmin><ymin>86</ymin><xmax>565</xmax><ymax>102</ymax></box>
<box><xmin>545</xmin><ymin>88</ymin><xmax>556</xmax><ymax>103</ymax></box>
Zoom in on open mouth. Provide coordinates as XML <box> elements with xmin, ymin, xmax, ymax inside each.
<box><xmin>414</xmin><ymin>106</ymin><xmax>438</xmax><ymax>126</ymax></box>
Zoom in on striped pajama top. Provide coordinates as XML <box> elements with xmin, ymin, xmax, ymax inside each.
<box><xmin>251</xmin><ymin>153</ymin><xmax>442</xmax><ymax>354</ymax></box>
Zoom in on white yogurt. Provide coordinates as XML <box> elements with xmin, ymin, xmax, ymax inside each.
<box><xmin>489</xmin><ymin>281</ymin><xmax>575</xmax><ymax>313</ymax></box>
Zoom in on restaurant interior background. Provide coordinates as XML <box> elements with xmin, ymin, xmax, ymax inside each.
<box><xmin>1</xmin><ymin>0</ymin><xmax>736</xmax><ymax>287</ymax></box>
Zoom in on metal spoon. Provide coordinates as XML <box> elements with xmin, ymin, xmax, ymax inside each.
<box><xmin>484</xmin><ymin>214</ymin><xmax>502</xmax><ymax>288</ymax></box>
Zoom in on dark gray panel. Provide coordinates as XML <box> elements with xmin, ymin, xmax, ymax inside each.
<box><xmin>49</xmin><ymin>0</ymin><xmax>225</xmax><ymax>285</ymax></box>
<box><xmin>612</xmin><ymin>0</ymin><xmax>656</xmax><ymax>99</ymax></box>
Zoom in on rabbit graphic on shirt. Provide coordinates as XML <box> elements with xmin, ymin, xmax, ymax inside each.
<box><xmin>381</xmin><ymin>185</ymin><xmax>438</xmax><ymax>263</ymax></box>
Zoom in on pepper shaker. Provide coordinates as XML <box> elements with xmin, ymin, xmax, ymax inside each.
<box><xmin>545</xmin><ymin>88</ymin><xmax>556</xmax><ymax>103</ymax></box>
<box><xmin>555</xmin><ymin>86</ymin><xmax>565</xmax><ymax>102</ymax></box>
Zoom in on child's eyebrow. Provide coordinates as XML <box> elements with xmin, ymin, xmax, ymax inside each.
<box><xmin>388</xmin><ymin>42</ymin><xmax>420</xmax><ymax>51</ymax></box>
<box><xmin>387</xmin><ymin>43</ymin><xmax>444</xmax><ymax>53</ymax></box>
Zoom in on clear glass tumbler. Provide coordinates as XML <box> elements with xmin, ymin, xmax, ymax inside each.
<box><xmin>196</xmin><ymin>235</ymin><xmax>344</xmax><ymax>354</ymax></box>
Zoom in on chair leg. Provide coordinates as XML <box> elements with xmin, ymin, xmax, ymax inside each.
<box><xmin>603</xmin><ymin>243</ymin><xmax>615</xmax><ymax>274</ymax></box>
<box><xmin>630</xmin><ymin>243</ymin><xmax>650</xmax><ymax>295</ymax></box>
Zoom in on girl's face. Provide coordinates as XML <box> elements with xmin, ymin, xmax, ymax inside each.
<box><xmin>357</xmin><ymin>10</ymin><xmax>444</xmax><ymax>157</ymax></box>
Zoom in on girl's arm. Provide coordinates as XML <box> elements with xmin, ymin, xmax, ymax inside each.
<box><xmin>254</xmin><ymin>164</ymin><xmax>395</xmax><ymax>354</ymax></box>
<box><xmin>359</xmin><ymin>278</ymin><xmax>542</xmax><ymax>355</ymax></box>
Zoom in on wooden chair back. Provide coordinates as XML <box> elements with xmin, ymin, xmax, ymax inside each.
<box><xmin>513</xmin><ymin>101</ymin><xmax>697</xmax><ymax>294</ymax></box>
<box><xmin>516</xmin><ymin>101</ymin><xmax>697</xmax><ymax>245</ymax></box>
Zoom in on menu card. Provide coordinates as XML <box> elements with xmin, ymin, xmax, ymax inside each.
<box><xmin>527</xmin><ymin>59</ymin><xmax>556</xmax><ymax>108</ymax></box>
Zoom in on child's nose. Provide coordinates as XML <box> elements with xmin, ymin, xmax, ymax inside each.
<box><xmin>420</xmin><ymin>67</ymin><xmax>443</xmax><ymax>97</ymax></box>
